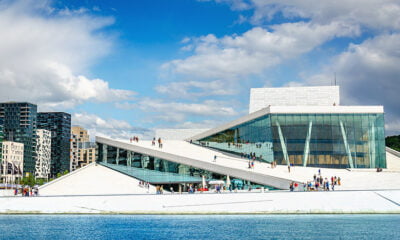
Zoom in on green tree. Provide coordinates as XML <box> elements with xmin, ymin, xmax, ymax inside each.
<box><xmin>386</xmin><ymin>135</ymin><xmax>400</xmax><ymax>151</ymax></box>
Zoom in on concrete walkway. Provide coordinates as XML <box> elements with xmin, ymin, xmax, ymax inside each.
<box><xmin>1</xmin><ymin>190</ymin><xmax>400</xmax><ymax>214</ymax></box>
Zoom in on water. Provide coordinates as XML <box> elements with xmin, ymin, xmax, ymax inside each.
<box><xmin>0</xmin><ymin>214</ymin><xmax>399</xmax><ymax>240</ymax></box>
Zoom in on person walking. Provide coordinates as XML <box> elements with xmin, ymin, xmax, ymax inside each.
<box><xmin>213</xmin><ymin>155</ymin><xmax>217</xmax><ymax>162</ymax></box>
<box><xmin>288</xmin><ymin>165</ymin><xmax>291</xmax><ymax>173</ymax></box>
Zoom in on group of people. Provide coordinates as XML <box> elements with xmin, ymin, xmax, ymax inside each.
<box><xmin>152</xmin><ymin>137</ymin><xmax>163</xmax><ymax>148</ymax></box>
<box><xmin>155</xmin><ymin>185</ymin><xmax>164</xmax><ymax>194</ymax></box>
<box><xmin>130</xmin><ymin>136</ymin><xmax>139</xmax><ymax>143</ymax></box>
<box><xmin>240</xmin><ymin>152</ymin><xmax>260</xmax><ymax>160</ymax></box>
<box><xmin>248</xmin><ymin>160</ymin><xmax>255</xmax><ymax>169</ymax></box>
<box><xmin>289</xmin><ymin>170</ymin><xmax>342</xmax><ymax>192</ymax></box>
<box><xmin>138</xmin><ymin>181</ymin><xmax>150</xmax><ymax>192</ymax></box>
<box><xmin>14</xmin><ymin>186</ymin><xmax>39</xmax><ymax>197</ymax></box>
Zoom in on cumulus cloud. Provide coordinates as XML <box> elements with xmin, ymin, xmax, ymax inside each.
<box><xmin>116</xmin><ymin>99</ymin><xmax>238</xmax><ymax>124</ymax></box>
<box><xmin>162</xmin><ymin>22</ymin><xmax>358</xmax><ymax>80</ymax></box>
<box><xmin>306</xmin><ymin>34</ymin><xmax>400</xmax><ymax>134</ymax></box>
<box><xmin>72</xmin><ymin>113</ymin><xmax>153</xmax><ymax>140</ymax></box>
<box><xmin>155</xmin><ymin>80</ymin><xmax>236</xmax><ymax>98</ymax></box>
<box><xmin>0</xmin><ymin>0</ymin><xmax>135</xmax><ymax>110</ymax></box>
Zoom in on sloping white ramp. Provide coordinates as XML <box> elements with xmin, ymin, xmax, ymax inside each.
<box><xmin>39</xmin><ymin>163</ymin><xmax>156</xmax><ymax>196</ymax></box>
<box><xmin>97</xmin><ymin>136</ymin><xmax>295</xmax><ymax>189</ymax></box>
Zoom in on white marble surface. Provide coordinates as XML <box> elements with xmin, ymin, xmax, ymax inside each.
<box><xmin>98</xmin><ymin>137</ymin><xmax>400</xmax><ymax>191</ymax></box>
<box><xmin>1</xmin><ymin>190</ymin><xmax>399</xmax><ymax>214</ymax></box>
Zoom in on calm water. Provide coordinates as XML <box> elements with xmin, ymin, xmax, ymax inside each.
<box><xmin>0</xmin><ymin>214</ymin><xmax>399</xmax><ymax>240</ymax></box>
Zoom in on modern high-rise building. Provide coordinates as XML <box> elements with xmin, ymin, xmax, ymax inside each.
<box><xmin>37</xmin><ymin>112</ymin><xmax>71</xmax><ymax>176</ymax></box>
<box><xmin>0</xmin><ymin>102</ymin><xmax>37</xmax><ymax>174</ymax></box>
<box><xmin>35</xmin><ymin>129</ymin><xmax>51</xmax><ymax>179</ymax></box>
<box><xmin>1</xmin><ymin>141</ymin><xmax>24</xmax><ymax>184</ymax></box>
<box><xmin>71</xmin><ymin>126</ymin><xmax>96</xmax><ymax>170</ymax></box>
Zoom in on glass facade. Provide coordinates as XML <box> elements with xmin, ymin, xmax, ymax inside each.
<box><xmin>197</xmin><ymin>113</ymin><xmax>386</xmax><ymax>169</ymax></box>
<box><xmin>0</xmin><ymin>102</ymin><xmax>37</xmax><ymax>174</ymax></box>
<box><xmin>97</xmin><ymin>143</ymin><xmax>268</xmax><ymax>190</ymax></box>
<box><xmin>37</xmin><ymin>112</ymin><xmax>71</xmax><ymax>177</ymax></box>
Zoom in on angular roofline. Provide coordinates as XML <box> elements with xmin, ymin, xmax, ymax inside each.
<box><xmin>187</xmin><ymin>105</ymin><xmax>384</xmax><ymax>141</ymax></box>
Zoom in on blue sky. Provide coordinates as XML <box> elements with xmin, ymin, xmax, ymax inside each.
<box><xmin>0</xmin><ymin>0</ymin><xmax>399</xmax><ymax>138</ymax></box>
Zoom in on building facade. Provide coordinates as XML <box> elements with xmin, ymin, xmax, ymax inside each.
<box><xmin>35</xmin><ymin>129</ymin><xmax>51</xmax><ymax>179</ymax></box>
<box><xmin>71</xmin><ymin>126</ymin><xmax>96</xmax><ymax>171</ymax></box>
<box><xmin>249</xmin><ymin>86</ymin><xmax>340</xmax><ymax>113</ymax></box>
<box><xmin>0</xmin><ymin>119</ymin><xmax>3</xmax><ymax>164</ymax></box>
<box><xmin>37</xmin><ymin>112</ymin><xmax>71</xmax><ymax>176</ymax></box>
<box><xmin>192</xmin><ymin>106</ymin><xmax>386</xmax><ymax>169</ymax></box>
<box><xmin>1</xmin><ymin>141</ymin><xmax>24</xmax><ymax>184</ymax></box>
<box><xmin>0</xmin><ymin>102</ymin><xmax>37</xmax><ymax>174</ymax></box>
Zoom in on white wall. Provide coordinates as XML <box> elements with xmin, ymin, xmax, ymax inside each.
<box><xmin>249</xmin><ymin>86</ymin><xmax>340</xmax><ymax>113</ymax></box>
<box><xmin>155</xmin><ymin>129</ymin><xmax>209</xmax><ymax>141</ymax></box>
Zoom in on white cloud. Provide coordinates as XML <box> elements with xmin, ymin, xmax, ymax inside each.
<box><xmin>116</xmin><ymin>99</ymin><xmax>238</xmax><ymax>124</ymax></box>
<box><xmin>155</xmin><ymin>80</ymin><xmax>236</xmax><ymax>98</ymax></box>
<box><xmin>72</xmin><ymin>112</ymin><xmax>153</xmax><ymax>140</ymax></box>
<box><xmin>250</xmin><ymin>0</ymin><xmax>400</xmax><ymax>31</ymax></box>
<box><xmin>305</xmin><ymin>34</ymin><xmax>400</xmax><ymax>134</ymax></box>
<box><xmin>0</xmin><ymin>0</ymin><xmax>135</xmax><ymax>110</ymax></box>
<box><xmin>162</xmin><ymin>22</ymin><xmax>359</xmax><ymax>80</ymax></box>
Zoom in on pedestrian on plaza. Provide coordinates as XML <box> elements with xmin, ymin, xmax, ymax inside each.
<box><xmin>170</xmin><ymin>186</ymin><xmax>174</xmax><ymax>194</ymax></box>
<box><xmin>251</xmin><ymin>160</ymin><xmax>254</xmax><ymax>169</ymax></box>
<box><xmin>288</xmin><ymin>165</ymin><xmax>291</xmax><ymax>173</ymax></box>
<box><xmin>213</xmin><ymin>155</ymin><xmax>217</xmax><ymax>162</ymax></box>
<box><xmin>338</xmin><ymin>177</ymin><xmax>341</xmax><ymax>185</ymax></box>
<box><xmin>318</xmin><ymin>169</ymin><xmax>321</xmax><ymax>175</ymax></box>
<box><xmin>160</xmin><ymin>185</ymin><xmax>164</xmax><ymax>194</ymax></box>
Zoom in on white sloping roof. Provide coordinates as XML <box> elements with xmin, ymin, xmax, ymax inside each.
<box><xmin>39</xmin><ymin>163</ymin><xmax>156</xmax><ymax>196</ymax></box>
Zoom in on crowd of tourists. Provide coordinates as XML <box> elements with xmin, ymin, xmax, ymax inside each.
<box><xmin>13</xmin><ymin>186</ymin><xmax>39</xmax><ymax>197</ymax></box>
<box><xmin>289</xmin><ymin>169</ymin><xmax>342</xmax><ymax>192</ymax></box>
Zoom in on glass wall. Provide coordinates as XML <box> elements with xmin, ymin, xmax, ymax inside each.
<box><xmin>96</xmin><ymin>143</ymin><xmax>268</xmax><ymax>190</ymax></box>
<box><xmin>197</xmin><ymin>113</ymin><xmax>386</xmax><ymax>169</ymax></box>
<box><xmin>196</xmin><ymin>115</ymin><xmax>274</xmax><ymax>163</ymax></box>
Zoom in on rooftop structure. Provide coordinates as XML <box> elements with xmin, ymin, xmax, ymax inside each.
<box><xmin>249</xmin><ymin>86</ymin><xmax>340</xmax><ymax>113</ymax></box>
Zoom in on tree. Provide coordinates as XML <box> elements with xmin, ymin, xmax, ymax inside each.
<box><xmin>386</xmin><ymin>135</ymin><xmax>400</xmax><ymax>151</ymax></box>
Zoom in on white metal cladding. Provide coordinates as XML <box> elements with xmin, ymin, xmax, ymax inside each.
<box><xmin>249</xmin><ymin>86</ymin><xmax>340</xmax><ymax>113</ymax></box>
<box><xmin>189</xmin><ymin>105</ymin><xmax>384</xmax><ymax>141</ymax></box>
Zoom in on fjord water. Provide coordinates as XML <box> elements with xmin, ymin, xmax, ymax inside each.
<box><xmin>0</xmin><ymin>214</ymin><xmax>399</xmax><ymax>239</ymax></box>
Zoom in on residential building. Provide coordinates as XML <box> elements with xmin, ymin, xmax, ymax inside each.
<box><xmin>71</xmin><ymin>126</ymin><xmax>96</xmax><ymax>170</ymax></box>
<box><xmin>1</xmin><ymin>141</ymin><xmax>24</xmax><ymax>184</ymax></box>
<box><xmin>35</xmin><ymin>129</ymin><xmax>51</xmax><ymax>179</ymax></box>
<box><xmin>0</xmin><ymin>102</ymin><xmax>37</xmax><ymax>174</ymax></box>
<box><xmin>37</xmin><ymin>112</ymin><xmax>71</xmax><ymax>177</ymax></box>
